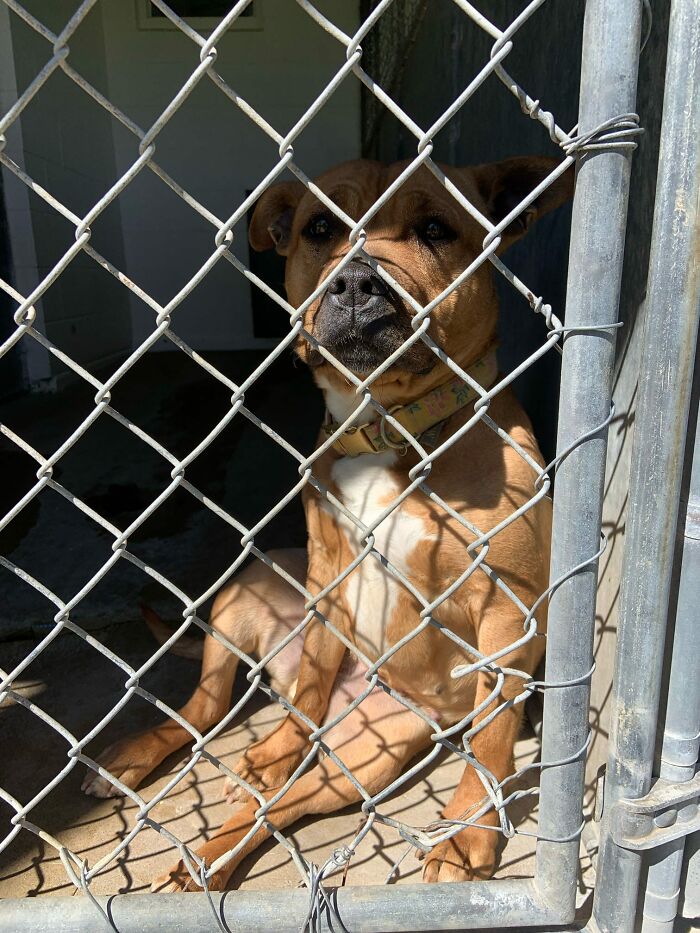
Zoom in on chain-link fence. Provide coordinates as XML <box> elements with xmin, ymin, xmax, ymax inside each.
<box><xmin>1</xmin><ymin>0</ymin><xmax>698</xmax><ymax>931</ymax></box>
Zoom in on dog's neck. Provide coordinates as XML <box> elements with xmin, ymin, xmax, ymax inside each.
<box><xmin>315</xmin><ymin>338</ymin><xmax>498</xmax><ymax>461</ymax></box>
<box><xmin>314</xmin><ymin>337</ymin><xmax>496</xmax><ymax>428</ymax></box>
<box><xmin>315</xmin><ymin>375</ymin><xmax>369</xmax><ymax>427</ymax></box>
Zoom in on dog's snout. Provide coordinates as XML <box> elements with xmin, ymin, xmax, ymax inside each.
<box><xmin>327</xmin><ymin>263</ymin><xmax>388</xmax><ymax>308</ymax></box>
<box><xmin>313</xmin><ymin>258</ymin><xmax>418</xmax><ymax>373</ymax></box>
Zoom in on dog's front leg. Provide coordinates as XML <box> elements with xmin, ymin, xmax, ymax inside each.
<box><xmin>227</xmin><ymin>503</ymin><xmax>351</xmax><ymax>801</ymax></box>
<box><xmin>423</xmin><ymin>603</ymin><xmax>540</xmax><ymax>883</ymax></box>
<box><xmin>422</xmin><ymin>671</ymin><xmax>522</xmax><ymax>882</ymax></box>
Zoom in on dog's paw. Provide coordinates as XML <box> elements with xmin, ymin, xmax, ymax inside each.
<box><xmin>81</xmin><ymin>738</ymin><xmax>150</xmax><ymax>798</ymax></box>
<box><xmin>422</xmin><ymin>829</ymin><xmax>496</xmax><ymax>883</ymax></box>
<box><xmin>223</xmin><ymin>721</ymin><xmax>308</xmax><ymax>804</ymax></box>
<box><xmin>222</xmin><ymin>747</ymin><xmax>294</xmax><ymax>805</ymax></box>
<box><xmin>81</xmin><ymin>771</ymin><xmax>125</xmax><ymax>799</ymax></box>
<box><xmin>151</xmin><ymin>860</ymin><xmax>227</xmax><ymax>893</ymax></box>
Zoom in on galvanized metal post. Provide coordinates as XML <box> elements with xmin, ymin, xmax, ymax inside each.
<box><xmin>534</xmin><ymin>0</ymin><xmax>643</xmax><ymax>920</ymax></box>
<box><xmin>641</xmin><ymin>410</ymin><xmax>700</xmax><ymax>932</ymax></box>
<box><xmin>592</xmin><ymin>0</ymin><xmax>700</xmax><ymax>930</ymax></box>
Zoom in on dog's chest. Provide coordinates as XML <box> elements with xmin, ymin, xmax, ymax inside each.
<box><xmin>329</xmin><ymin>452</ymin><xmax>427</xmax><ymax>657</ymax></box>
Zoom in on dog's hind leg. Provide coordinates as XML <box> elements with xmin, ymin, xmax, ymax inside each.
<box><xmin>152</xmin><ymin>656</ymin><xmax>433</xmax><ymax>892</ymax></box>
<box><xmin>82</xmin><ymin>548</ymin><xmax>307</xmax><ymax>798</ymax></box>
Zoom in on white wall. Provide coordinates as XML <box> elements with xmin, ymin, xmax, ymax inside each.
<box><xmin>99</xmin><ymin>0</ymin><xmax>361</xmax><ymax>352</ymax></box>
<box><xmin>5</xmin><ymin>0</ymin><xmax>132</xmax><ymax>385</ymax></box>
<box><xmin>0</xmin><ymin>3</ymin><xmax>49</xmax><ymax>390</ymax></box>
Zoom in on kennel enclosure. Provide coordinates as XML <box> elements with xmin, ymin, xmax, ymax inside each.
<box><xmin>0</xmin><ymin>1</ymin><xmax>699</xmax><ymax>931</ymax></box>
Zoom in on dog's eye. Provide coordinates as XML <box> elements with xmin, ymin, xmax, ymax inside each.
<box><xmin>420</xmin><ymin>218</ymin><xmax>454</xmax><ymax>242</ymax></box>
<box><xmin>304</xmin><ymin>215</ymin><xmax>334</xmax><ymax>240</ymax></box>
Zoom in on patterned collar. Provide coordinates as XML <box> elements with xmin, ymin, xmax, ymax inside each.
<box><xmin>323</xmin><ymin>347</ymin><xmax>499</xmax><ymax>457</ymax></box>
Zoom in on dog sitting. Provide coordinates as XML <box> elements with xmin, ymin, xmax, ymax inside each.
<box><xmin>82</xmin><ymin>156</ymin><xmax>572</xmax><ymax>891</ymax></box>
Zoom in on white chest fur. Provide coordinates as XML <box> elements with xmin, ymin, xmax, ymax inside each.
<box><xmin>329</xmin><ymin>451</ymin><xmax>427</xmax><ymax>657</ymax></box>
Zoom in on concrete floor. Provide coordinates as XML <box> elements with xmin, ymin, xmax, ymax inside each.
<box><xmin>0</xmin><ymin>622</ymin><xmax>568</xmax><ymax>900</ymax></box>
<box><xmin>0</xmin><ymin>351</ymin><xmax>594</xmax><ymax>911</ymax></box>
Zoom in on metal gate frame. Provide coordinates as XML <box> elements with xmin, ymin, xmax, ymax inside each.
<box><xmin>1</xmin><ymin>0</ymin><xmax>699</xmax><ymax>930</ymax></box>
<box><xmin>591</xmin><ymin>0</ymin><xmax>700</xmax><ymax>930</ymax></box>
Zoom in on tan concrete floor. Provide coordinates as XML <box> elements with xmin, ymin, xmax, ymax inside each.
<box><xmin>0</xmin><ymin>622</ymin><xmax>570</xmax><ymax>900</ymax></box>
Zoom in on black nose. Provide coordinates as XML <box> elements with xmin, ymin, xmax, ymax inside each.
<box><xmin>326</xmin><ymin>262</ymin><xmax>388</xmax><ymax>309</ymax></box>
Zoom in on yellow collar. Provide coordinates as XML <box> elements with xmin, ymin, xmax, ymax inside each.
<box><xmin>323</xmin><ymin>348</ymin><xmax>499</xmax><ymax>457</ymax></box>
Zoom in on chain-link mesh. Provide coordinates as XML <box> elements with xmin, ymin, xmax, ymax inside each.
<box><xmin>0</xmin><ymin>0</ymin><xmax>641</xmax><ymax>925</ymax></box>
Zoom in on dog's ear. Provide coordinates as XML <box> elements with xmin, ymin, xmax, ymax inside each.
<box><xmin>249</xmin><ymin>181</ymin><xmax>305</xmax><ymax>255</ymax></box>
<box><xmin>470</xmin><ymin>156</ymin><xmax>573</xmax><ymax>250</ymax></box>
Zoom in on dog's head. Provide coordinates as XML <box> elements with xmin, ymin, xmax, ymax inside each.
<box><xmin>249</xmin><ymin>158</ymin><xmax>572</xmax><ymax>390</ymax></box>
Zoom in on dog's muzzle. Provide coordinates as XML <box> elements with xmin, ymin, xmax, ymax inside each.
<box><xmin>312</xmin><ymin>260</ymin><xmax>427</xmax><ymax>373</ymax></box>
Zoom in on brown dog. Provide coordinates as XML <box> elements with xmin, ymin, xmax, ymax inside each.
<box><xmin>82</xmin><ymin>157</ymin><xmax>571</xmax><ymax>891</ymax></box>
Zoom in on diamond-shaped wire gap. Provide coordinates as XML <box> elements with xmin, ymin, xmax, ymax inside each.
<box><xmin>58</xmin><ymin>605</ymin><xmax>246</xmax><ymax>773</ymax></box>
<box><xmin>95</xmin><ymin>163</ymin><xmax>230</xmax><ymax>321</ymax></box>
<box><xmin>124</xmin><ymin>80</ymin><xmax>281</xmax><ymax>219</ymax></box>
<box><xmin>0</xmin><ymin>479</ymin><xmax>128</xmax><ymax>633</ymax></box>
<box><xmin>7</xmin><ymin>244</ymin><xmax>135</xmax><ymax>384</ymax></box>
<box><xmin>0</xmin><ymin>623</ymin><xmax>166</xmax><ymax>825</ymax></box>
<box><xmin>152</xmin><ymin>1</ymin><xmax>362</xmax><ymax>171</ymax></box>
<box><xmin>0</xmin><ymin>683</ymin><xmax>85</xmax><ymax>825</ymax></box>
<box><xmin>177</xmin><ymin>371</ymin><xmax>319</xmax><ymax>546</ymax></box>
<box><xmin>2</xmin><ymin>59</ymin><xmax>130</xmax><ymax>218</ymax></box>
<box><xmin>0</xmin><ymin>422</ymin><xmax>114</xmax><ymax>607</ymax></box>
<box><xmin>47</xmin><ymin>404</ymin><xmax>232</xmax><ymax>592</ymax></box>
<box><xmin>350</xmin><ymin>0</ymin><xmax>513</xmax><ymax>156</ymax></box>
<box><xmin>155</xmin><ymin>0</ymin><xmax>355</xmax><ymax>161</ymax></box>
